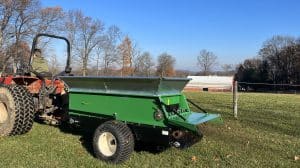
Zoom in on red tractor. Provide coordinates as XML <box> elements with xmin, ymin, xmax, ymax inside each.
<box><xmin>0</xmin><ymin>34</ymin><xmax>71</xmax><ymax>136</ymax></box>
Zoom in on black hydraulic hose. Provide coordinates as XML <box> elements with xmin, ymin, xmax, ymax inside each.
<box><xmin>173</xmin><ymin>110</ymin><xmax>186</xmax><ymax>121</ymax></box>
<box><xmin>186</xmin><ymin>99</ymin><xmax>208</xmax><ymax>113</ymax></box>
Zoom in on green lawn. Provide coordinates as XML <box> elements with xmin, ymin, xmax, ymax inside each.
<box><xmin>0</xmin><ymin>92</ymin><xmax>299</xmax><ymax>168</ymax></box>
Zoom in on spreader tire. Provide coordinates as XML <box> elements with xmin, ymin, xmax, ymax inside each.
<box><xmin>93</xmin><ymin>120</ymin><xmax>134</xmax><ymax>163</ymax></box>
<box><xmin>0</xmin><ymin>85</ymin><xmax>35</xmax><ymax>136</ymax></box>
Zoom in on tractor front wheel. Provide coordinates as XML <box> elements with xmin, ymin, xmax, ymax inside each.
<box><xmin>93</xmin><ymin>120</ymin><xmax>134</xmax><ymax>163</ymax></box>
<box><xmin>0</xmin><ymin>85</ymin><xmax>35</xmax><ymax>136</ymax></box>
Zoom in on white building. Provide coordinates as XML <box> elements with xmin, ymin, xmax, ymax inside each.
<box><xmin>185</xmin><ymin>76</ymin><xmax>234</xmax><ymax>92</ymax></box>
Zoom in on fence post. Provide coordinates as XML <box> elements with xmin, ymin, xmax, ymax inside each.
<box><xmin>233</xmin><ymin>80</ymin><xmax>238</xmax><ymax>119</ymax></box>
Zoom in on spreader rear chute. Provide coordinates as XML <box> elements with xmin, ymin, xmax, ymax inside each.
<box><xmin>167</xmin><ymin>112</ymin><xmax>222</xmax><ymax>134</ymax></box>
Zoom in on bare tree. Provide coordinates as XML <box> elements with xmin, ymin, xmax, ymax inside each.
<box><xmin>0</xmin><ymin>0</ymin><xmax>19</xmax><ymax>73</ymax></box>
<box><xmin>77</xmin><ymin>14</ymin><xmax>103</xmax><ymax>76</ymax></box>
<box><xmin>36</xmin><ymin>6</ymin><xmax>64</xmax><ymax>34</ymax></box>
<box><xmin>118</xmin><ymin>36</ymin><xmax>132</xmax><ymax>76</ymax></box>
<box><xmin>47</xmin><ymin>49</ymin><xmax>60</xmax><ymax>75</ymax></box>
<box><xmin>65</xmin><ymin>10</ymin><xmax>104</xmax><ymax>76</ymax></box>
<box><xmin>134</xmin><ymin>51</ymin><xmax>154</xmax><ymax>76</ymax></box>
<box><xmin>259</xmin><ymin>35</ymin><xmax>296</xmax><ymax>83</ymax></box>
<box><xmin>11</xmin><ymin>1</ymin><xmax>63</xmax><ymax>72</ymax></box>
<box><xmin>11</xmin><ymin>0</ymin><xmax>39</xmax><ymax>72</ymax></box>
<box><xmin>174</xmin><ymin>70</ymin><xmax>191</xmax><ymax>77</ymax></box>
<box><xmin>221</xmin><ymin>64</ymin><xmax>232</xmax><ymax>71</ymax></box>
<box><xmin>101</xmin><ymin>25</ymin><xmax>122</xmax><ymax>75</ymax></box>
<box><xmin>5</xmin><ymin>41</ymin><xmax>31</xmax><ymax>73</ymax></box>
<box><xmin>197</xmin><ymin>49</ymin><xmax>217</xmax><ymax>75</ymax></box>
<box><xmin>0</xmin><ymin>0</ymin><xmax>14</xmax><ymax>49</ymax></box>
<box><xmin>94</xmin><ymin>46</ymin><xmax>102</xmax><ymax>76</ymax></box>
<box><xmin>0</xmin><ymin>0</ymin><xmax>63</xmax><ymax>73</ymax></box>
<box><xmin>130</xmin><ymin>39</ymin><xmax>140</xmax><ymax>74</ymax></box>
<box><xmin>156</xmin><ymin>52</ymin><xmax>176</xmax><ymax>77</ymax></box>
<box><xmin>64</xmin><ymin>10</ymin><xmax>76</xmax><ymax>45</ymax></box>
<box><xmin>221</xmin><ymin>64</ymin><xmax>235</xmax><ymax>75</ymax></box>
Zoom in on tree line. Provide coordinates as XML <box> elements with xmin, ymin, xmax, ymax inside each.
<box><xmin>236</xmin><ymin>35</ymin><xmax>300</xmax><ymax>89</ymax></box>
<box><xmin>1</xmin><ymin>1</ymin><xmax>299</xmax><ymax>83</ymax></box>
<box><xmin>0</xmin><ymin>0</ymin><xmax>179</xmax><ymax>77</ymax></box>
<box><xmin>0</xmin><ymin>0</ymin><xmax>236</xmax><ymax>78</ymax></box>
<box><xmin>195</xmin><ymin>36</ymin><xmax>300</xmax><ymax>89</ymax></box>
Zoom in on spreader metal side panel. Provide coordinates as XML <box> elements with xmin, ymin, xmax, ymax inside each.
<box><xmin>68</xmin><ymin>92</ymin><xmax>166</xmax><ymax>127</ymax></box>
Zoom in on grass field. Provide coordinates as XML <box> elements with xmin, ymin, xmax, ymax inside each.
<box><xmin>0</xmin><ymin>92</ymin><xmax>299</xmax><ymax>168</ymax></box>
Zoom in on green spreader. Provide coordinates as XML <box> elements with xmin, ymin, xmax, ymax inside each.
<box><xmin>60</xmin><ymin>76</ymin><xmax>222</xmax><ymax>163</ymax></box>
<box><xmin>0</xmin><ymin>33</ymin><xmax>222</xmax><ymax>164</ymax></box>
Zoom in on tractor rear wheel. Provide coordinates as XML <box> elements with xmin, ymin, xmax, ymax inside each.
<box><xmin>93</xmin><ymin>121</ymin><xmax>134</xmax><ymax>163</ymax></box>
<box><xmin>0</xmin><ymin>85</ymin><xmax>35</xmax><ymax>136</ymax></box>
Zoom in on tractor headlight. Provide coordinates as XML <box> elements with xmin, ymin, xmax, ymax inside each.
<box><xmin>154</xmin><ymin>109</ymin><xmax>164</xmax><ymax>121</ymax></box>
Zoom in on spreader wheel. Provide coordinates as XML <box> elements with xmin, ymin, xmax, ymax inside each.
<box><xmin>0</xmin><ymin>85</ymin><xmax>35</xmax><ymax>136</ymax></box>
<box><xmin>93</xmin><ymin>120</ymin><xmax>134</xmax><ymax>163</ymax></box>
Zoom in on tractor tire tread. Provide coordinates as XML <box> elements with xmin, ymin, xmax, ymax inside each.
<box><xmin>7</xmin><ymin>85</ymin><xmax>35</xmax><ymax>135</ymax></box>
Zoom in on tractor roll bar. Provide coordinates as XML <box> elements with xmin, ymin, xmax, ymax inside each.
<box><xmin>29</xmin><ymin>33</ymin><xmax>71</xmax><ymax>74</ymax></box>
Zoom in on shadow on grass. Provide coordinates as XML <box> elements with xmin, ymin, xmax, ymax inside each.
<box><xmin>55</xmin><ymin>120</ymin><xmax>168</xmax><ymax>157</ymax></box>
<box><xmin>34</xmin><ymin>117</ymin><xmax>97</xmax><ymax>157</ymax></box>
<box><xmin>58</xmin><ymin>123</ymin><xmax>95</xmax><ymax>156</ymax></box>
<box><xmin>134</xmin><ymin>142</ymin><xmax>168</xmax><ymax>154</ymax></box>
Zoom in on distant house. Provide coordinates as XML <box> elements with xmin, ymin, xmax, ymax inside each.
<box><xmin>184</xmin><ymin>76</ymin><xmax>234</xmax><ymax>92</ymax></box>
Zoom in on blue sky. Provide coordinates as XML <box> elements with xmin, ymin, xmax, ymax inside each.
<box><xmin>42</xmin><ymin>0</ymin><xmax>300</xmax><ymax>71</ymax></box>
